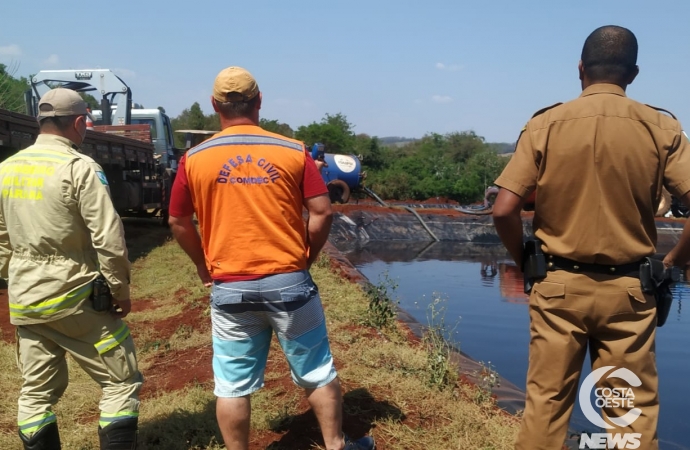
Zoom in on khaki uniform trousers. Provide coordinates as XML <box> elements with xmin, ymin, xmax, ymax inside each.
<box><xmin>15</xmin><ymin>304</ymin><xmax>143</xmax><ymax>432</ymax></box>
<box><xmin>516</xmin><ymin>270</ymin><xmax>658</xmax><ymax>450</ymax></box>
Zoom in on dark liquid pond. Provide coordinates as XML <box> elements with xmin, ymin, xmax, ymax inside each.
<box><xmin>344</xmin><ymin>241</ymin><xmax>690</xmax><ymax>450</ymax></box>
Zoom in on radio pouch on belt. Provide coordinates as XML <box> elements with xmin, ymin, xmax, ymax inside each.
<box><xmin>639</xmin><ymin>257</ymin><xmax>680</xmax><ymax>327</ymax></box>
<box><xmin>91</xmin><ymin>274</ymin><xmax>113</xmax><ymax>312</ymax></box>
<box><xmin>523</xmin><ymin>239</ymin><xmax>547</xmax><ymax>294</ymax></box>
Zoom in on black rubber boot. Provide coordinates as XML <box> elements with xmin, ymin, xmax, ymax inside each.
<box><xmin>19</xmin><ymin>421</ymin><xmax>61</xmax><ymax>450</ymax></box>
<box><xmin>98</xmin><ymin>418</ymin><xmax>138</xmax><ymax>450</ymax></box>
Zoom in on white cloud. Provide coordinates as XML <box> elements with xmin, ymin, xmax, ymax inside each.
<box><xmin>432</xmin><ymin>95</ymin><xmax>453</xmax><ymax>104</ymax></box>
<box><xmin>0</xmin><ymin>44</ymin><xmax>22</xmax><ymax>56</ymax></box>
<box><xmin>43</xmin><ymin>54</ymin><xmax>59</xmax><ymax>66</ymax></box>
<box><xmin>435</xmin><ymin>62</ymin><xmax>463</xmax><ymax>72</ymax></box>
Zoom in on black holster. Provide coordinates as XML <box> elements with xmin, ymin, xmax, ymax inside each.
<box><xmin>91</xmin><ymin>275</ymin><xmax>113</xmax><ymax>312</ymax></box>
<box><xmin>639</xmin><ymin>257</ymin><xmax>680</xmax><ymax>327</ymax></box>
<box><xmin>522</xmin><ymin>239</ymin><xmax>547</xmax><ymax>294</ymax></box>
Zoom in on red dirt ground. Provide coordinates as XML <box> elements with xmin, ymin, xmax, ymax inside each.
<box><xmin>0</xmin><ymin>210</ymin><xmax>517</xmax><ymax>448</ymax></box>
<box><xmin>334</xmin><ymin>202</ymin><xmax>470</xmax><ymax>217</ymax></box>
<box><xmin>0</xmin><ymin>289</ymin><xmax>14</xmax><ymax>343</ymax></box>
<box><xmin>0</xmin><ymin>206</ymin><xmax>619</xmax><ymax>449</ymax></box>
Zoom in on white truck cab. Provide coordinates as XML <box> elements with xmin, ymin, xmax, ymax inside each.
<box><xmin>27</xmin><ymin>69</ymin><xmax>178</xmax><ymax>169</ymax></box>
<box><xmin>90</xmin><ymin>108</ymin><xmax>176</xmax><ymax>167</ymax></box>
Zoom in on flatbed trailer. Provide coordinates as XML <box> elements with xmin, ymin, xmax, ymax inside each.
<box><xmin>0</xmin><ymin>108</ymin><xmax>172</xmax><ymax>220</ymax></box>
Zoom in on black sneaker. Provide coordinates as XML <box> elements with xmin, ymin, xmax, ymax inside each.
<box><xmin>344</xmin><ymin>434</ymin><xmax>375</xmax><ymax>450</ymax></box>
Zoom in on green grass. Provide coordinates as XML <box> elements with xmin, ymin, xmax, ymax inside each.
<box><xmin>0</xmin><ymin>224</ymin><xmax>519</xmax><ymax>449</ymax></box>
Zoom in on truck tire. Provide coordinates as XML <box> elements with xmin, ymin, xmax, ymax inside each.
<box><xmin>656</xmin><ymin>189</ymin><xmax>672</xmax><ymax>217</ymax></box>
<box><xmin>327</xmin><ymin>180</ymin><xmax>351</xmax><ymax>204</ymax></box>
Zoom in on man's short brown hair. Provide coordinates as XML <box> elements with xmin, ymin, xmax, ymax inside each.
<box><xmin>38</xmin><ymin>111</ymin><xmax>79</xmax><ymax>133</ymax></box>
<box><xmin>215</xmin><ymin>96</ymin><xmax>260</xmax><ymax>119</ymax></box>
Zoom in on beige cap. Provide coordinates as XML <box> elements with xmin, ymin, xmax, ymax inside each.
<box><xmin>213</xmin><ymin>67</ymin><xmax>259</xmax><ymax>103</ymax></box>
<box><xmin>37</xmin><ymin>88</ymin><xmax>91</xmax><ymax>119</ymax></box>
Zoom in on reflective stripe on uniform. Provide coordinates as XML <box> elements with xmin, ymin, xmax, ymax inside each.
<box><xmin>99</xmin><ymin>410</ymin><xmax>139</xmax><ymax>428</ymax></box>
<box><xmin>5</xmin><ymin>149</ymin><xmax>73</xmax><ymax>162</ymax></box>
<box><xmin>9</xmin><ymin>283</ymin><xmax>92</xmax><ymax>319</ymax></box>
<box><xmin>94</xmin><ymin>323</ymin><xmax>130</xmax><ymax>355</ymax></box>
<box><xmin>188</xmin><ymin>134</ymin><xmax>304</xmax><ymax>158</ymax></box>
<box><xmin>18</xmin><ymin>412</ymin><xmax>56</xmax><ymax>435</ymax></box>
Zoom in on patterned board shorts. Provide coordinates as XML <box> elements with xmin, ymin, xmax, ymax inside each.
<box><xmin>210</xmin><ymin>269</ymin><xmax>337</xmax><ymax>397</ymax></box>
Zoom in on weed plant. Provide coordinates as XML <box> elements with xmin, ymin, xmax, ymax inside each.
<box><xmin>473</xmin><ymin>361</ymin><xmax>501</xmax><ymax>405</ymax></box>
<box><xmin>363</xmin><ymin>271</ymin><xmax>399</xmax><ymax>329</ymax></box>
<box><xmin>313</xmin><ymin>251</ymin><xmax>331</xmax><ymax>270</ymax></box>
<box><xmin>423</xmin><ymin>293</ymin><xmax>459</xmax><ymax>390</ymax></box>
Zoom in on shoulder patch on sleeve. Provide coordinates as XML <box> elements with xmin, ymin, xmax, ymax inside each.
<box><xmin>512</xmin><ymin>103</ymin><xmax>562</xmax><ymax>149</ymax></box>
<box><xmin>96</xmin><ymin>171</ymin><xmax>108</xmax><ymax>185</ymax></box>
<box><xmin>531</xmin><ymin>102</ymin><xmax>563</xmax><ymax>118</ymax></box>
<box><xmin>514</xmin><ymin>123</ymin><xmax>528</xmax><ymax>147</ymax></box>
<box><xmin>645</xmin><ymin>104</ymin><xmax>677</xmax><ymax>119</ymax></box>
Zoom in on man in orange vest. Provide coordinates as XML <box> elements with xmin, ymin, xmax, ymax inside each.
<box><xmin>168</xmin><ymin>67</ymin><xmax>374</xmax><ymax>450</ymax></box>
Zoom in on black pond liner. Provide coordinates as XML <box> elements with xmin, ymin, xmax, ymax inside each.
<box><xmin>323</xmin><ymin>209</ymin><xmax>687</xmax><ymax>449</ymax></box>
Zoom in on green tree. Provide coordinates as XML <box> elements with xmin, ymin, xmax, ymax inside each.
<box><xmin>354</xmin><ymin>134</ymin><xmax>389</xmax><ymax>171</ymax></box>
<box><xmin>364</xmin><ymin>131</ymin><xmax>507</xmax><ymax>203</ymax></box>
<box><xmin>204</xmin><ymin>113</ymin><xmax>220</xmax><ymax>132</ymax></box>
<box><xmin>187</xmin><ymin>102</ymin><xmax>206</xmax><ymax>130</ymax></box>
<box><xmin>79</xmin><ymin>93</ymin><xmax>100</xmax><ymax>111</ymax></box>
<box><xmin>447</xmin><ymin>148</ymin><xmax>507</xmax><ymax>203</ymax></box>
<box><xmin>0</xmin><ymin>62</ymin><xmax>29</xmax><ymax>113</ymax></box>
<box><xmin>260</xmin><ymin>118</ymin><xmax>294</xmax><ymax>138</ymax></box>
<box><xmin>171</xmin><ymin>102</ymin><xmax>215</xmax><ymax>147</ymax></box>
<box><xmin>295</xmin><ymin>113</ymin><xmax>356</xmax><ymax>154</ymax></box>
<box><xmin>445</xmin><ymin>131</ymin><xmax>486</xmax><ymax>164</ymax></box>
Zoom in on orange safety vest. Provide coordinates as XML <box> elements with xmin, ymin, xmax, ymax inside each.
<box><xmin>184</xmin><ymin>125</ymin><xmax>309</xmax><ymax>277</ymax></box>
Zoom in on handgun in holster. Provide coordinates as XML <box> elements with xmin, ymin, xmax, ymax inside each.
<box><xmin>639</xmin><ymin>257</ymin><xmax>680</xmax><ymax>327</ymax></box>
<box><xmin>522</xmin><ymin>238</ymin><xmax>547</xmax><ymax>294</ymax></box>
<box><xmin>91</xmin><ymin>274</ymin><xmax>113</xmax><ymax>312</ymax></box>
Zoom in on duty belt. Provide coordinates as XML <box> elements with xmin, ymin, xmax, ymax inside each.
<box><xmin>546</xmin><ymin>255</ymin><xmax>642</xmax><ymax>277</ymax></box>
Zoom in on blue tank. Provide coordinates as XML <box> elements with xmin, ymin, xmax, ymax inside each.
<box><xmin>310</xmin><ymin>143</ymin><xmax>362</xmax><ymax>189</ymax></box>
<box><xmin>320</xmin><ymin>153</ymin><xmax>362</xmax><ymax>189</ymax></box>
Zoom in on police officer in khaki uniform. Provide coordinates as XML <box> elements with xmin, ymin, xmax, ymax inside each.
<box><xmin>0</xmin><ymin>88</ymin><xmax>143</xmax><ymax>450</ymax></box>
<box><xmin>492</xmin><ymin>26</ymin><xmax>690</xmax><ymax>450</ymax></box>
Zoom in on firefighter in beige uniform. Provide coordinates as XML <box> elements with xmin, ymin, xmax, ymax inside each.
<box><xmin>493</xmin><ymin>26</ymin><xmax>690</xmax><ymax>449</ymax></box>
<box><xmin>0</xmin><ymin>88</ymin><xmax>143</xmax><ymax>450</ymax></box>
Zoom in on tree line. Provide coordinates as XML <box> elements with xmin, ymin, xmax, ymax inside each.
<box><xmin>171</xmin><ymin>102</ymin><xmax>510</xmax><ymax>204</ymax></box>
<box><xmin>1</xmin><ymin>65</ymin><xmax>510</xmax><ymax>204</ymax></box>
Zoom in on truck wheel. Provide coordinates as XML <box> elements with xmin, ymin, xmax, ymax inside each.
<box><xmin>656</xmin><ymin>189</ymin><xmax>672</xmax><ymax>217</ymax></box>
<box><xmin>327</xmin><ymin>180</ymin><xmax>351</xmax><ymax>204</ymax></box>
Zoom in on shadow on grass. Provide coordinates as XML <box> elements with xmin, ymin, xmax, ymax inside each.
<box><xmin>136</xmin><ymin>388</ymin><xmax>401</xmax><ymax>449</ymax></box>
<box><xmin>123</xmin><ymin>218</ymin><xmax>172</xmax><ymax>261</ymax></box>
<box><xmin>137</xmin><ymin>399</ymin><xmax>223</xmax><ymax>450</ymax></box>
<box><xmin>265</xmin><ymin>387</ymin><xmax>404</xmax><ymax>449</ymax></box>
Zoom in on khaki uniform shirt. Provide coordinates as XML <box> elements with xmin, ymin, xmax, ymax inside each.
<box><xmin>495</xmin><ymin>83</ymin><xmax>690</xmax><ymax>264</ymax></box>
<box><xmin>0</xmin><ymin>134</ymin><xmax>130</xmax><ymax>325</ymax></box>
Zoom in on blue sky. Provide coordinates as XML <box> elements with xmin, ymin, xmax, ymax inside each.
<box><xmin>2</xmin><ymin>0</ymin><xmax>690</xmax><ymax>143</ymax></box>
